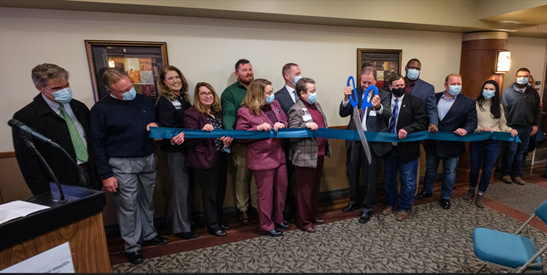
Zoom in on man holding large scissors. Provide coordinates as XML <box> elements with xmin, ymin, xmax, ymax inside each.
<box><xmin>339</xmin><ymin>66</ymin><xmax>392</xmax><ymax>224</ymax></box>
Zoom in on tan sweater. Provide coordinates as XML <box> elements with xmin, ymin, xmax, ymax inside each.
<box><xmin>476</xmin><ymin>101</ymin><xmax>512</xmax><ymax>133</ymax></box>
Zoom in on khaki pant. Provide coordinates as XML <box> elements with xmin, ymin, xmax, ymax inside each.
<box><xmin>232</xmin><ymin>143</ymin><xmax>257</xmax><ymax>211</ymax></box>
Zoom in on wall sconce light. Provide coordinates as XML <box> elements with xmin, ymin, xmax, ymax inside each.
<box><xmin>496</xmin><ymin>51</ymin><xmax>511</xmax><ymax>73</ymax></box>
<box><xmin>108</xmin><ymin>58</ymin><xmax>115</xmax><ymax>68</ymax></box>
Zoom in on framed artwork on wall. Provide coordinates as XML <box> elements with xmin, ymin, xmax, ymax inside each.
<box><xmin>357</xmin><ymin>48</ymin><xmax>402</xmax><ymax>91</ymax></box>
<box><xmin>84</xmin><ymin>40</ymin><xmax>169</xmax><ymax>102</ymax></box>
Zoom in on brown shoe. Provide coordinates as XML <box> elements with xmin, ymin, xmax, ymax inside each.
<box><xmin>396</xmin><ymin>211</ymin><xmax>409</xmax><ymax>221</ymax></box>
<box><xmin>382</xmin><ymin>206</ymin><xmax>393</xmax><ymax>215</ymax></box>
<box><xmin>239</xmin><ymin>211</ymin><xmax>249</xmax><ymax>225</ymax></box>
<box><xmin>513</xmin><ymin>177</ymin><xmax>525</xmax><ymax>185</ymax></box>
<box><xmin>501</xmin><ymin>175</ymin><xmax>513</xmax><ymax>184</ymax></box>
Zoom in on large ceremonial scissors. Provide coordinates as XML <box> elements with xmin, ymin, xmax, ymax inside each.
<box><xmin>347</xmin><ymin>76</ymin><xmax>378</xmax><ymax>165</ymax></box>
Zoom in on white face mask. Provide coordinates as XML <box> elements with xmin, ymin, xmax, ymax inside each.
<box><xmin>406</xmin><ymin>69</ymin><xmax>420</xmax><ymax>80</ymax></box>
<box><xmin>516</xmin><ymin>77</ymin><xmax>529</xmax><ymax>85</ymax></box>
<box><xmin>293</xmin><ymin>76</ymin><xmax>302</xmax><ymax>86</ymax></box>
<box><xmin>51</xmin><ymin>87</ymin><xmax>73</xmax><ymax>103</ymax></box>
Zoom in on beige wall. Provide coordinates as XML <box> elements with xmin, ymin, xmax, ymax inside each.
<box><xmin>506</xmin><ymin>36</ymin><xmax>547</xmax><ymax>94</ymax></box>
<box><xmin>0</xmin><ymin>7</ymin><xmax>465</xmax><ymax>152</ymax></box>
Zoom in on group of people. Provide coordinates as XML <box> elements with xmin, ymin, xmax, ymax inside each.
<box><xmin>11</xmin><ymin>58</ymin><xmax>541</xmax><ymax>265</ymax></box>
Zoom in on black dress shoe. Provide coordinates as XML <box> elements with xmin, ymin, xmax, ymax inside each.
<box><xmin>144</xmin><ymin>235</ymin><xmax>169</xmax><ymax>246</ymax></box>
<box><xmin>415</xmin><ymin>191</ymin><xmax>433</xmax><ymax>200</ymax></box>
<box><xmin>208</xmin><ymin>229</ymin><xmax>227</xmax><ymax>236</ymax></box>
<box><xmin>342</xmin><ymin>202</ymin><xmax>361</xmax><ymax>213</ymax></box>
<box><xmin>220</xmin><ymin>224</ymin><xmax>230</xmax><ymax>230</ymax></box>
<box><xmin>275</xmin><ymin>222</ymin><xmax>290</xmax><ymax>230</ymax></box>
<box><xmin>440</xmin><ymin>199</ymin><xmax>451</xmax><ymax>210</ymax></box>
<box><xmin>127</xmin><ymin>250</ymin><xmax>144</xmax><ymax>265</ymax></box>
<box><xmin>358</xmin><ymin>210</ymin><xmax>372</xmax><ymax>224</ymax></box>
<box><xmin>175</xmin><ymin>231</ymin><xmax>198</xmax><ymax>240</ymax></box>
<box><xmin>262</xmin><ymin>229</ymin><xmax>283</xmax><ymax>237</ymax></box>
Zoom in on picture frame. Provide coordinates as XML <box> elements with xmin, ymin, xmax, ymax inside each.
<box><xmin>357</xmin><ymin>49</ymin><xmax>402</xmax><ymax>90</ymax></box>
<box><xmin>84</xmin><ymin>40</ymin><xmax>169</xmax><ymax>102</ymax></box>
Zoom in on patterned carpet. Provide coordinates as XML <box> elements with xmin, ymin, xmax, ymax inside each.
<box><xmin>485</xmin><ymin>181</ymin><xmax>547</xmax><ymax>215</ymax></box>
<box><xmin>112</xmin><ymin>197</ymin><xmax>547</xmax><ymax>273</ymax></box>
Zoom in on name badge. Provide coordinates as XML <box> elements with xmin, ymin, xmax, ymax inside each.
<box><xmin>172</xmin><ymin>100</ymin><xmax>182</xmax><ymax>109</ymax></box>
<box><xmin>303</xmin><ymin>114</ymin><xmax>312</xmax><ymax>121</ymax></box>
<box><xmin>369</xmin><ymin>110</ymin><xmax>377</xmax><ymax>117</ymax></box>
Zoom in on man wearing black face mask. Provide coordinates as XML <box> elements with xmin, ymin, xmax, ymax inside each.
<box><xmin>380</xmin><ymin>74</ymin><xmax>426</xmax><ymax>221</ymax></box>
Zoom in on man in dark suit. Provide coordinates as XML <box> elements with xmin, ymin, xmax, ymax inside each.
<box><xmin>381</xmin><ymin>73</ymin><xmax>426</xmax><ymax>222</ymax></box>
<box><xmin>274</xmin><ymin>63</ymin><xmax>302</xmax><ymax>222</ymax></box>
<box><xmin>12</xmin><ymin>63</ymin><xmax>101</xmax><ymax>195</ymax></box>
<box><xmin>339</xmin><ymin>66</ymin><xmax>391</xmax><ymax>224</ymax></box>
<box><xmin>404</xmin><ymin>58</ymin><xmax>439</xmax><ymax>133</ymax></box>
<box><xmin>415</xmin><ymin>73</ymin><xmax>477</xmax><ymax>210</ymax></box>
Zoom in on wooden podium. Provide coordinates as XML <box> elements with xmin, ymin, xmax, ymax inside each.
<box><xmin>0</xmin><ymin>184</ymin><xmax>111</xmax><ymax>273</ymax></box>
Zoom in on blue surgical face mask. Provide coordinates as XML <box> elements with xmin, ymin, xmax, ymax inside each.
<box><xmin>306</xmin><ymin>93</ymin><xmax>317</xmax><ymax>104</ymax></box>
<box><xmin>122</xmin><ymin>87</ymin><xmax>137</xmax><ymax>101</ymax></box>
<box><xmin>448</xmin><ymin>85</ymin><xmax>461</xmax><ymax>96</ymax></box>
<box><xmin>51</xmin><ymin>87</ymin><xmax>73</xmax><ymax>103</ymax></box>
<box><xmin>406</xmin><ymin>69</ymin><xmax>420</xmax><ymax>80</ymax></box>
<box><xmin>265</xmin><ymin>93</ymin><xmax>275</xmax><ymax>104</ymax></box>
<box><xmin>516</xmin><ymin>77</ymin><xmax>529</xmax><ymax>85</ymax></box>
<box><xmin>293</xmin><ymin>76</ymin><xmax>302</xmax><ymax>86</ymax></box>
<box><xmin>482</xmin><ymin>90</ymin><xmax>495</xmax><ymax>100</ymax></box>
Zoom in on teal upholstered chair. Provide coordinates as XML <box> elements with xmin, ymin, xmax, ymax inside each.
<box><xmin>473</xmin><ymin>200</ymin><xmax>547</xmax><ymax>273</ymax></box>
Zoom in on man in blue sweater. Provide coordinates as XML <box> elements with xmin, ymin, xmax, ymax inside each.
<box><xmin>89</xmin><ymin>68</ymin><xmax>168</xmax><ymax>265</ymax></box>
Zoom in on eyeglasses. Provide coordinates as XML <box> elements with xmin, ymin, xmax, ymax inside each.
<box><xmin>199</xmin><ymin>92</ymin><xmax>214</xmax><ymax>97</ymax></box>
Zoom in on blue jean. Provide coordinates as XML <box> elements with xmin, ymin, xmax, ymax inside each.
<box><xmin>501</xmin><ymin>126</ymin><xmax>531</xmax><ymax>178</ymax></box>
<box><xmin>382</xmin><ymin>147</ymin><xmax>418</xmax><ymax>211</ymax></box>
<box><xmin>469</xmin><ymin>140</ymin><xmax>502</xmax><ymax>194</ymax></box>
<box><xmin>423</xmin><ymin>147</ymin><xmax>459</xmax><ymax>200</ymax></box>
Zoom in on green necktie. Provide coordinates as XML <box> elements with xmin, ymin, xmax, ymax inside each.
<box><xmin>58</xmin><ymin>104</ymin><xmax>89</xmax><ymax>162</ymax></box>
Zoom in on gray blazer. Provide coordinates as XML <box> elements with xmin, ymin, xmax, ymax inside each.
<box><xmin>288</xmin><ymin>99</ymin><xmax>332</xmax><ymax>168</ymax></box>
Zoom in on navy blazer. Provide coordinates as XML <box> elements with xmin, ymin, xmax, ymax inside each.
<box><xmin>391</xmin><ymin>94</ymin><xmax>427</xmax><ymax>162</ymax></box>
<box><xmin>410</xmin><ymin>78</ymin><xmax>438</xmax><ymax>126</ymax></box>
<box><xmin>425</xmin><ymin>92</ymin><xmax>477</xmax><ymax>158</ymax></box>
<box><xmin>339</xmin><ymin>87</ymin><xmax>392</xmax><ymax>159</ymax></box>
<box><xmin>275</xmin><ymin>86</ymin><xmax>296</xmax><ymax>153</ymax></box>
<box><xmin>274</xmin><ymin>86</ymin><xmax>296</xmax><ymax>116</ymax></box>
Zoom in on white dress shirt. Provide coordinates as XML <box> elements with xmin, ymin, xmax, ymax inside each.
<box><xmin>285</xmin><ymin>85</ymin><xmax>297</xmax><ymax>103</ymax></box>
<box><xmin>389</xmin><ymin>94</ymin><xmax>404</xmax><ymax>146</ymax></box>
<box><xmin>342</xmin><ymin>90</ymin><xmax>384</xmax><ymax>131</ymax></box>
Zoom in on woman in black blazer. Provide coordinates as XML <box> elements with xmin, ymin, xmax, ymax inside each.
<box><xmin>154</xmin><ymin>66</ymin><xmax>196</xmax><ymax>240</ymax></box>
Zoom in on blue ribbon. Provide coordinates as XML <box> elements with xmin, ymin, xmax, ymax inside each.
<box><xmin>149</xmin><ymin>127</ymin><xmax>521</xmax><ymax>143</ymax></box>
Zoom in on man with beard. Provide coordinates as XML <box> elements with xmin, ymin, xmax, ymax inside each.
<box><xmin>221</xmin><ymin>59</ymin><xmax>258</xmax><ymax>225</ymax></box>
<box><xmin>501</xmin><ymin>68</ymin><xmax>541</xmax><ymax>185</ymax></box>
